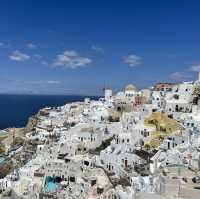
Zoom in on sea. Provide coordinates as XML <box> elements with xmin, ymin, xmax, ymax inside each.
<box><xmin>0</xmin><ymin>94</ymin><xmax>99</xmax><ymax>130</ymax></box>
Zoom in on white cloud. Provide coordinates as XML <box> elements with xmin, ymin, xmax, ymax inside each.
<box><xmin>91</xmin><ymin>45</ymin><xmax>104</xmax><ymax>53</ymax></box>
<box><xmin>0</xmin><ymin>41</ymin><xmax>11</xmax><ymax>48</ymax></box>
<box><xmin>62</xmin><ymin>50</ymin><xmax>78</xmax><ymax>57</ymax></box>
<box><xmin>9</xmin><ymin>50</ymin><xmax>30</xmax><ymax>62</ymax></box>
<box><xmin>46</xmin><ymin>80</ymin><xmax>60</xmax><ymax>84</ymax></box>
<box><xmin>53</xmin><ymin>50</ymin><xmax>92</xmax><ymax>69</ymax></box>
<box><xmin>169</xmin><ymin>72</ymin><xmax>189</xmax><ymax>81</ymax></box>
<box><xmin>27</xmin><ymin>43</ymin><xmax>37</xmax><ymax>49</ymax></box>
<box><xmin>33</xmin><ymin>54</ymin><xmax>48</xmax><ymax>66</ymax></box>
<box><xmin>40</xmin><ymin>60</ymin><xmax>48</xmax><ymax>66</ymax></box>
<box><xmin>123</xmin><ymin>54</ymin><xmax>142</xmax><ymax>67</ymax></box>
<box><xmin>33</xmin><ymin>54</ymin><xmax>42</xmax><ymax>60</ymax></box>
<box><xmin>190</xmin><ymin>64</ymin><xmax>200</xmax><ymax>72</ymax></box>
<box><xmin>27</xmin><ymin>80</ymin><xmax>61</xmax><ymax>85</ymax></box>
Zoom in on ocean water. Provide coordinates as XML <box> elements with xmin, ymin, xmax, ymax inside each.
<box><xmin>0</xmin><ymin>94</ymin><xmax>99</xmax><ymax>130</ymax></box>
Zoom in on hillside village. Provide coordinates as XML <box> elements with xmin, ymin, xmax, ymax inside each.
<box><xmin>1</xmin><ymin>73</ymin><xmax>200</xmax><ymax>198</ymax></box>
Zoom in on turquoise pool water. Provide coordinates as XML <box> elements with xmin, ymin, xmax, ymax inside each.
<box><xmin>0</xmin><ymin>157</ymin><xmax>5</xmax><ymax>165</ymax></box>
<box><xmin>47</xmin><ymin>182</ymin><xmax>58</xmax><ymax>192</ymax></box>
<box><xmin>46</xmin><ymin>176</ymin><xmax>58</xmax><ymax>192</ymax></box>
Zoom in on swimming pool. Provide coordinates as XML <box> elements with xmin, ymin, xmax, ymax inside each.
<box><xmin>0</xmin><ymin>157</ymin><xmax>5</xmax><ymax>165</ymax></box>
<box><xmin>46</xmin><ymin>176</ymin><xmax>58</xmax><ymax>192</ymax></box>
<box><xmin>47</xmin><ymin>181</ymin><xmax>58</xmax><ymax>192</ymax></box>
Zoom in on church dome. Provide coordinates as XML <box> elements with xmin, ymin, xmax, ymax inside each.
<box><xmin>125</xmin><ymin>84</ymin><xmax>136</xmax><ymax>92</ymax></box>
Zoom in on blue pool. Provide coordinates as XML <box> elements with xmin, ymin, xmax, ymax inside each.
<box><xmin>47</xmin><ymin>182</ymin><xmax>58</xmax><ymax>192</ymax></box>
<box><xmin>46</xmin><ymin>176</ymin><xmax>58</xmax><ymax>192</ymax></box>
<box><xmin>0</xmin><ymin>157</ymin><xmax>5</xmax><ymax>165</ymax></box>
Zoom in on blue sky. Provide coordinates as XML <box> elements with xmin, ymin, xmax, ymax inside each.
<box><xmin>0</xmin><ymin>0</ymin><xmax>200</xmax><ymax>95</ymax></box>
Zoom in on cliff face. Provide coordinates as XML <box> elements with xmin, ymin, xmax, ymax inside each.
<box><xmin>0</xmin><ymin>160</ymin><xmax>13</xmax><ymax>179</ymax></box>
<box><xmin>0</xmin><ymin>108</ymin><xmax>46</xmax><ymax>178</ymax></box>
<box><xmin>24</xmin><ymin>114</ymin><xmax>39</xmax><ymax>133</ymax></box>
<box><xmin>24</xmin><ymin>108</ymin><xmax>50</xmax><ymax>133</ymax></box>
